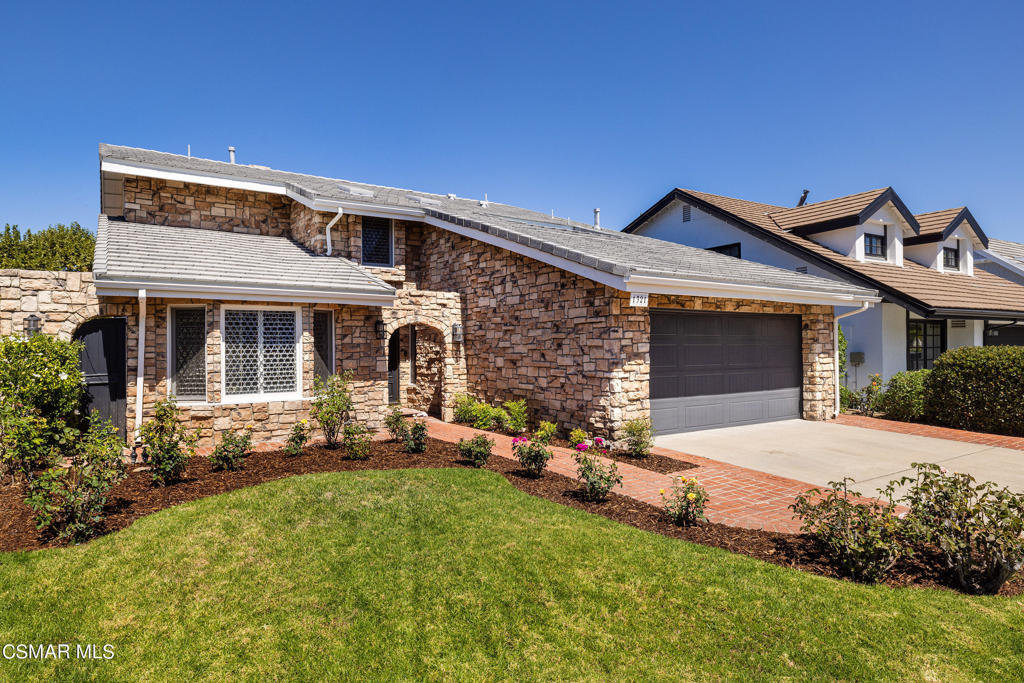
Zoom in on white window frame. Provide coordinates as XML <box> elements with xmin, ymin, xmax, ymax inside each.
<box><xmin>219</xmin><ymin>304</ymin><xmax>303</xmax><ymax>403</ymax></box>
<box><xmin>313</xmin><ymin>308</ymin><xmax>335</xmax><ymax>382</ymax></box>
<box><xmin>361</xmin><ymin>217</ymin><xmax>395</xmax><ymax>267</ymax></box>
<box><xmin>167</xmin><ymin>304</ymin><xmax>208</xmax><ymax>403</ymax></box>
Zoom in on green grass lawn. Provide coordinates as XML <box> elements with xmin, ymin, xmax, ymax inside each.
<box><xmin>1</xmin><ymin>469</ymin><xmax>1022</xmax><ymax>681</ymax></box>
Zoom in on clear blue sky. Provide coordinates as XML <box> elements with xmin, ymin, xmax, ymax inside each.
<box><xmin>2</xmin><ymin>1</ymin><xmax>1023</xmax><ymax>238</ymax></box>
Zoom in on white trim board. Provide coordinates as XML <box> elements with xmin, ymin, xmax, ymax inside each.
<box><xmin>95</xmin><ymin>278</ymin><xmax>396</xmax><ymax>306</ymax></box>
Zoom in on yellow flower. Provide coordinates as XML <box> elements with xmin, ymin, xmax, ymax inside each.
<box><xmin>301</xmin><ymin>419</ymin><xmax>308</xmax><ymax>424</ymax></box>
<box><xmin>659</xmin><ymin>489</ymin><xmax>665</xmax><ymax>495</ymax></box>
<box><xmin>687</xmin><ymin>492</ymin><xmax>696</xmax><ymax>501</ymax></box>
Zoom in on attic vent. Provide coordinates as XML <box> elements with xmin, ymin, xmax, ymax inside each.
<box><xmin>681</xmin><ymin>205</ymin><xmax>692</xmax><ymax>223</ymax></box>
<box><xmin>338</xmin><ymin>184</ymin><xmax>374</xmax><ymax>198</ymax></box>
<box><xmin>406</xmin><ymin>194</ymin><xmax>441</xmax><ymax>207</ymax></box>
<box><xmin>951</xmin><ymin>319</ymin><xmax>967</xmax><ymax>328</ymax></box>
<box><xmin>795</xmin><ymin>266</ymin><xmax>808</xmax><ymax>274</ymax></box>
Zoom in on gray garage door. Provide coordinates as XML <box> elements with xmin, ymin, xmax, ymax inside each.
<box><xmin>650</xmin><ymin>311</ymin><xmax>802</xmax><ymax>434</ymax></box>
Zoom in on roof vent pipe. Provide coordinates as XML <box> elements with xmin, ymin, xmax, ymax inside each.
<box><xmin>797</xmin><ymin>189</ymin><xmax>809</xmax><ymax>207</ymax></box>
<box><xmin>228</xmin><ymin>146</ymin><xmax>236</xmax><ymax>164</ymax></box>
<box><xmin>593</xmin><ymin>208</ymin><xmax>601</xmax><ymax>228</ymax></box>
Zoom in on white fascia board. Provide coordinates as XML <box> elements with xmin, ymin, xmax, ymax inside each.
<box><xmin>101</xmin><ymin>160</ymin><xmax>284</xmax><ymax>195</ymax></box>
<box><xmin>94</xmin><ymin>278</ymin><xmax>395</xmax><ymax>306</ymax></box>
<box><xmin>283</xmin><ymin>189</ymin><xmax>425</xmax><ymax>220</ymax></box>
<box><xmin>976</xmin><ymin>248</ymin><xmax>1024</xmax><ymax>278</ymax></box>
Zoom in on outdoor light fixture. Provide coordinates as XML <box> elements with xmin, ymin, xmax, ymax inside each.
<box><xmin>375</xmin><ymin>319</ymin><xmax>386</xmax><ymax>340</ymax></box>
<box><xmin>23</xmin><ymin>314</ymin><xmax>41</xmax><ymax>338</ymax></box>
<box><xmin>452</xmin><ymin>322</ymin><xmax>464</xmax><ymax>343</ymax></box>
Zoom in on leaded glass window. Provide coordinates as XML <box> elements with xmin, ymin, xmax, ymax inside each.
<box><xmin>362</xmin><ymin>216</ymin><xmax>392</xmax><ymax>266</ymax></box>
<box><xmin>223</xmin><ymin>309</ymin><xmax>298</xmax><ymax>397</ymax></box>
<box><xmin>171</xmin><ymin>307</ymin><xmax>206</xmax><ymax>401</ymax></box>
<box><xmin>313</xmin><ymin>310</ymin><xmax>333</xmax><ymax>383</ymax></box>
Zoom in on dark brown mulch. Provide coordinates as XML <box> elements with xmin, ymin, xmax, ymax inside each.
<box><xmin>1</xmin><ymin>439</ymin><xmax>1019</xmax><ymax>596</ymax></box>
<box><xmin>545</xmin><ymin>438</ymin><xmax>697</xmax><ymax>474</ymax></box>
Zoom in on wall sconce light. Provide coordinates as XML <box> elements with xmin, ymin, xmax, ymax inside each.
<box><xmin>23</xmin><ymin>314</ymin><xmax>41</xmax><ymax>338</ymax></box>
<box><xmin>452</xmin><ymin>322</ymin><xmax>464</xmax><ymax>343</ymax></box>
<box><xmin>375</xmin><ymin>319</ymin><xmax>386</xmax><ymax>340</ymax></box>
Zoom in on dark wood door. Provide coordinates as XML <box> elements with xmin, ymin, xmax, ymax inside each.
<box><xmin>74</xmin><ymin>318</ymin><xmax>128</xmax><ymax>440</ymax></box>
<box><xmin>387</xmin><ymin>331</ymin><xmax>400</xmax><ymax>404</ymax></box>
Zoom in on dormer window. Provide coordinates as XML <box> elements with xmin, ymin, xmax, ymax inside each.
<box><xmin>864</xmin><ymin>232</ymin><xmax>886</xmax><ymax>260</ymax></box>
<box><xmin>943</xmin><ymin>245</ymin><xmax>960</xmax><ymax>271</ymax></box>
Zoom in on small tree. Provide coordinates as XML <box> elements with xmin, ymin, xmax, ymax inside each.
<box><xmin>310</xmin><ymin>372</ymin><xmax>354</xmax><ymax>449</ymax></box>
<box><xmin>140</xmin><ymin>398</ymin><xmax>199</xmax><ymax>486</ymax></box>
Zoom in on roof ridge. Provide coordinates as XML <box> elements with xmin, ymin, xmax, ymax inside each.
<box><xmin>766</xmin><ymin>187</ymin><xmax>890</xmax><ymax>217</ymax></box>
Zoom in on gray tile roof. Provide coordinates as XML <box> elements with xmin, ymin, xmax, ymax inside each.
<box><xmin>93</xmin><ymin>215</ymin><xmax>395</xmax><ymax>298</ymax></box>
<box><xmin>99</xmin><ymin>144</ymin><xmax>877</xmax><ymax>299</ymax></box>
<box><xmin>987</xmin><ymin>238</ymin><xmax>1024</xmax><ymax>267</ymax></box>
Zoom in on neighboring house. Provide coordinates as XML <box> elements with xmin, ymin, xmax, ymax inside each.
<box><xmin>624</xmin><ymin>188</ymin><xmax>1024</xmax><ymax>389</ymax></box>
<box><xmin>975</xmin><ymin>239</ymin><xmax>1024</xmax><ymax>345</ymax></box>
<box><xmin>0</xmin><ymin>144</ymin><xmax>876</xmax><ymax>443</ymax></box>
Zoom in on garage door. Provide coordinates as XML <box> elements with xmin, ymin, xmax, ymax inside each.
<box><xmin>650</xmin><ymin>311</ymin><xmax>802</xmax><ymax>434</ymax></box>
<box><xmin>985</xmin><ymin>325</ymin><xmax>1024</xmax><ymax>346</ymax></box>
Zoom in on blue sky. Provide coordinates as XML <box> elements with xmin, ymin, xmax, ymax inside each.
<box><xmin>2</xmin><ymin>1</ymin><xmax>1023</xmax><ymax>238</ymax></box>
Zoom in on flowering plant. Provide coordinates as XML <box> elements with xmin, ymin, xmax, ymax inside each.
<box><xmin>661</xmin><ymin>475</ymin><xmax>709</xmax><ymax>527</ymax></box>
<box><xmin>210</xmin><ymin>425</ymin><xmax>253</xmax><ymax>471</ymax></box>
<box><xmin>284</xmin><ymin>419</ymin><xmax>309</xmax><ymax>457</ymax></box>
<box><xmin>512</xmin><ymin>436</ymin><xmax>551</xmax><ymax>477</ymax></box>
<box><xmin>574</xmin><ymin>442</ymin><xmax>621</xmax><ymax>502</ymax></box>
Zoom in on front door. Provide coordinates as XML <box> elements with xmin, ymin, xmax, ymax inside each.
<box><xmin>74</xmin><ymin>318</ymin><xmax>128</xmax><ymax>440</ymax></box>
<box><xmin>387</xmin><ymin>331</ymin><xmax>400</xmax><ymax>404</ymax></box>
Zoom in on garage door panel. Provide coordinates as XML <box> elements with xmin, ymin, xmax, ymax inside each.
<box><xmin>684</xmin><ymin>373</ymin><xmax>726</xmax><ymax>396</ymax></box>
<box><xmin>684</xmin><ymin>344</ymin><xmax>724</xmax><ymax>368</ymax></box>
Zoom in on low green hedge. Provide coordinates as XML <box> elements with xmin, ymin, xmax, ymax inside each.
<box><xmin>878</xmin><ymin>370</ymin><xmax>929</xmax><ymax>422</ymax></box>
<box><xmin>924</xmin><ymin>346</ymin><xmax>1024</xmax><ymax>436</ymax></box>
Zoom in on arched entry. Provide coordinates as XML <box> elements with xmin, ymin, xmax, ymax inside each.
<box><xmin>387</xmin><ymin>323</ymin><xmax>447</xmax><ymax>417</ymax></box>
<box><xmin>74</xmin><ymin>318</ymin><xmax>128</xmax><ymax>440</ymax></box>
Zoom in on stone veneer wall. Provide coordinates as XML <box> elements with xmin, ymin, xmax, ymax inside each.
<box><xmin>122</xmin><ymin>177</ymin><xmax>291</xmax><ymax>236</ymax></box>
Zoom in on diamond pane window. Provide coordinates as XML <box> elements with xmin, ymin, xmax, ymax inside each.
<box><xmin>313</xmin><ymin>310</ymin><xmax>333</xmax><ymax>382</ymax></box>
<box><xmin>362</xmin><ymin>216</ymin><xmax>392</xmax><ymax>266</ymax></box>
<box><xmin>171</xmin><ymin>307</ymin><xmax>206</xmax><ymax>401</ymax></box>
<box><xmin>224</xmin><ymin>309</ymin><xmax>297</xmax><ymax>397</ymax></box>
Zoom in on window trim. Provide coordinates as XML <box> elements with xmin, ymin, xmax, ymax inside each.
<box><xmin>906</xmin><ymin>316</ymin><xmax>947</xmax><ymax>371</ymax></box>
<box><xmin>361</xmin><ymin>217</ymin><xmax>395</xmax><ymax>267</ymax></box>
<box><xmin>707</xmin><ymin>242</ymin><xmax>742</xmax><ymax>258</ymax></box>
<box><xmin>864</xmin><ymin>232</ymin><xmax>887</xmax><ymax>260</ymax></box>
<box><xmin>312</xmin><ymin>308</ymin><xmax>335</xmax><ymax>383</ymax></box>
<box><xmin>167</xmin><ymin>305</ymin><xmax>208</xmax><ymax>403</ymax></box>
<box><xmin>219</xmin><ymin>304</ymin><xmax>303</xmax><ymax>404</ymax></box>
<box><xmin>943</xmin><ymin>245</ymin><xmax>960</xmax><ymax>271</ymax></box>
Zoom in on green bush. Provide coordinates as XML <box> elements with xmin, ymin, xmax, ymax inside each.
<box><xmin>623</xmin><ymin>418</ymin><xmax>655</xmax><ymax>457</ymax></box>
<box><xmin>879</xmin><ymin>370</ymin><xmax>930</xmax><ymax>422</ymax></box>
<box><xmin>25</xmin><ymin>414</ymin><xmax>126</xmax><ymax>543</ymax></box>
<box><xmin>405</xmin><ymin>421</ymin><xmax>427</xmax><ymax>454</ymax></box>
<box><xmin>512</xmin><ymin>437</ymin><xmax>551</xmax><ymax>478</ymax></box>
<box><xmin>342</xmin><ymin>423</ymin><xmax>372</xmax><ymax>460</ymax></box>
<box><xmin>471</xmin><ymin>403</ymin><xmax>507</xmax><ymax>432</ymax></box>
<box><xmin>839</xmin><ymin>385</ymin><xmax>856</xmax><ymax>413</ymax></box>
<box><xmin>533</xmin><ymin>421</ymin><xmax>557</xmax><ymax>445</ymax></box>
<box><xmin>574</xmin><ymin>446</ymin><xmax>622</xmax><ymax>502</ymax></box>
<box><xmin>896</xmin><ymin>463</ymin><xmax>1024</xmax><ymax>595</ymax></box>
<box><xmin>502</xmin><ymin>400</ymin><xmax>528</xmax><ymax>434</ymax></box>
<box><xmin>311</xmin><ymin>372</ymin><xmax>354</xmax><ymax>448</ymax></box>
<box><xmin>568</xmin><ymin>428</ymin><xmax>589</xmax><ymax>449</ymax></box>
<box><xmin>210</xmin><ymin>428</ymin><xmax>252</xmax><ymax>471</ymax></box>
<box><xmin>458</xmin><ymin>434</ymin><xmax>494</xmax><ymax>468</ymax></box>
<box><xmin>384</xmin><ymin>406</ymin><xmax>410</xmax><ymax>443</ymax></box>
<box><xmin>924</xmin><ymin>346</ymin><xmax>1024</xmax><ymax>435</ymax></box>
<box><xmin>0</xmin><ymin>397</ymin><xmax>55</xmax><ymax>483</ymax></box>
<box><xmin>140</xmin><ymin>398</ymin><xmax>199</xmax><ymax>486</ymax></box>
<box><xmin>0</xmin><ymin>334</ymin><xmax>83</xmax><ymax>446</ymax></box>
<box><xmin>453</xmin><ymin>394</ymin><xmax>478</xmax><ymax>423</ymax></box>
<box><xmin>661</xmin><ymin>475</ymin><xmax>709</xmax><ymax>527</ymax></box>
<box><xmin>284</xmin><ymin>419</ymin><xmax>309</xmax><ymax>457</ymax></box>
<box><xmin>0</xmin><ymin>222</ymin><xmax>96</xmax><ymax>271</ymax></box>
<box><xmin>790</xmin><ymin>479</ymin><xmax>910</xmax><ymax>583</ymax></box>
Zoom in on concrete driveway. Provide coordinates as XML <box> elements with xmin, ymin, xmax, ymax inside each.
<box><xmin>655</xmin><ymin>420</ymin><xmax>1024</xmax><ymax>495</ymax></box>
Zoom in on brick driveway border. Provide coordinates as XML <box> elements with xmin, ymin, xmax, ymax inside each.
<box><xmin>835</xmin><ymin>414</ymin><xmax>1024</xmax><ymax>452</ymax></box>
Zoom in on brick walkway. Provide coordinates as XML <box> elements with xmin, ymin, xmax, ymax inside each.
<box><xmin>835</xmin><ymin>413</ymin><xmax>1024</xmax><ymax>452</ymax></box>
<box><xmin>425</xmin><ymin>419</ymin><xmax>814</xmax><ymax>533</ymax></box>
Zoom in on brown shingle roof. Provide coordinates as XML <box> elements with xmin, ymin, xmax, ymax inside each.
<box><xmin>914</xmin><ymin>207</ymin><xmax>965</xmax><ymax>236</ymax></box>
<box><xmin>675</xmin><ymin>190</ymin><xmax>1024</xmax><ymax>316</ymax></box>
<box><xmin>766</xmin><ymin>188</ymin><xmax>890</xmax><ymax>231</ymax></box>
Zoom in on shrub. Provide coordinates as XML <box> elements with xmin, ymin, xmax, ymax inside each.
<box><xmin>623</xmin><ymin>418</ymin><xmax>655</xmax><ymax>458</ymax></box>
<box><xmin>568</xmin><ymin>428</ymin><xmax>589</xmax><ymax>449</ymax></box>
<box><xmin>574</xmin><ymin>444</ymin><xmax>622</xmax><ymax>502</ymax></box>
<box><xmin>512</xmin><ymin>437</ymin><xmax>551</xmax><ymax>477</ymax></box>
<box><xmin>502</xmin><ymin>399</ymin><xmax>528</xmax><ymax>434</ymax></box>
<box><xmin>854</xmin><ymin>373</ymin><xmax>883</xmax><ymax>414</ymax></box>
<box><xmin>453</xmin><ymin>394</ymin><xmax>478</xmax><ymax>423</ymax></box>
<box><xmin>879</xmin><ymin>370</ymin><xmax>930</xmax><ymax>422</ymax></box>
<box><xmin>284</xmin><ymin>419</ymin><xmax>310</xmax><ymax>457</ymax></box>
<box><xmin>209</xmin><ymin>427</ymin><xmax>252</xmax><ymax>471</ymax></box>
<box><xmin>471</xmin><ymin>403</ymin><xmax>507</xmax><ymax>432</ymax></box>
<box><xmin>384</xmin><ymin>406</ymin><xmax>410</xmax><ymax>443</ymax></box>
<box><xmin>533</xmin><ymin>421</ymin><xmax>557</xmax><ymax>445</ymax></box>
<box><xmin>311</xmin><ymin>371</ymin><xmax>354</xmax><ymax>448</ymax></box>
<box><xmin>342</xmin><ymin>423</ymin><xmax>372</xmax><ymax>460</ymax></box>
<box><xmin>140</xmin><ymin>398</ymin><xmax>199</xmax><ymax>487</ymax></box>
<box><xmin>24</xmin><ymin>414</ymin><xmax>126</xmax><ymax>543</ymax></box>
<box><xmin>405</xmin><ymin>420</ymin><xmax>427</xmax><ymax>453</ymax></box>
<box><xmin>661</xmin><ymin>475</ymin><xmax>709</xmax><ymax>527</ymax></box>
<box><xmin>924</xmin><ymin>346</ymin><xmax>1024</xmax><ymax>435</ymax></box>
<box><xmin>896</xmin><ymin>463</ymin><xmax>1024</xmax><ymax>595</ymax></box>
<box><xmin>0</xmin><ymin>222</ymin><xmax>96</xmax><ymax>271</ymax></box>
<box><xmin>458</xmin><ymin>434</ymin><xmax>494</xmax><ymax>467</ymax></box>
<box><xmin>839</xmin><ymin>385</ymin><xmax>856</xmax><ymax>413</ymax></box>
<box><xmin>790</xmin><ymin>478</ymin><xmax>910</xmax><ymax>583</ymax></box>
<box><xmin>0</xmin><ymin>398</ymin><xmax>55</xmax><ymax>483</ymax></box>
<box><xmin>0</xmin><ymin>334</ymin><xmax>83</xmax><ymax>446</ymax></box>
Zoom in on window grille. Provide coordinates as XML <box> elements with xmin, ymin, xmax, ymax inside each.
<box><xmin>362</xmin><ymin>216</ymin><xmax>392</xmax><ymax>266</ymax></box>
<box><xmin>313</xmin><ymin>310</ymin><xmax>333</xmax><ymax>382</ymax></box>
<box><xmin>224</xmin><ymin>309</ymin><xmax>297</xmax><ymax>397</ymax></box>
<box><xmin>943</xmin><ymin>246</ymin><xmax>960</xmax><ymax>270</ymax></box>
<box><xmin>864</xmin><ymin>233</ymin><xmax>886</xmax><ymax>259</ymax></box>
<box><xmin>171</xmin><ymin>308</ymin><xmax>206</xmax><ymax>401</ymax></box>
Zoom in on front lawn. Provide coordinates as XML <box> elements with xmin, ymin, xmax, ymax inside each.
<box><xmin>1</xmin><ymin>468</ymin><xmax>1021</xmax><ymax>680</ymax></box>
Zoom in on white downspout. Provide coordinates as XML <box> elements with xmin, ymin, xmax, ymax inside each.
<box><xmin>834</xmin><ymin>302</ymin><xmax>872</xmax><ymax>417</ymax></box>
<box><xmin>324</xmin><ymin>207</ymin><xmax>344</xmax><ymax>256</ymax></box>
<box><xmin>134</xmin><ymin>289</ymin><xmax>147</xmax><ymax>444</ymax></box>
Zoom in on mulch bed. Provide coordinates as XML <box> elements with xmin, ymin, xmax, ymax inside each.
<box><xmin>546</xmin><ymin>438</ymin><xmax>696</xmax><ymax>474</ymax></box>
<box><xmin>1</xmin><ymin>439</ymin><xmax>1019</xmax><ymax>596</ymax></box>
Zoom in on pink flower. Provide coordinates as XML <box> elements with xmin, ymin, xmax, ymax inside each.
<box><xmin>594</xmin><ymin>437</ymin><xmax>605</xmax><ymax>445</ymax></box>
<box><xmin>576</xmin><ymin>443</ymin><xmax>589</xmax><ymax>451</ymax></box>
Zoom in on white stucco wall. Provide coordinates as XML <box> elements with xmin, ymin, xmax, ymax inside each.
<box><xmin>948</xmin><ymin>319</ymin><xmax>984</xmax><ymax>349</ymax></box>
<box><xmin>839</xmin><ymin>302</ymin><xmax>907</xmax><ymax>388</ymax></box>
